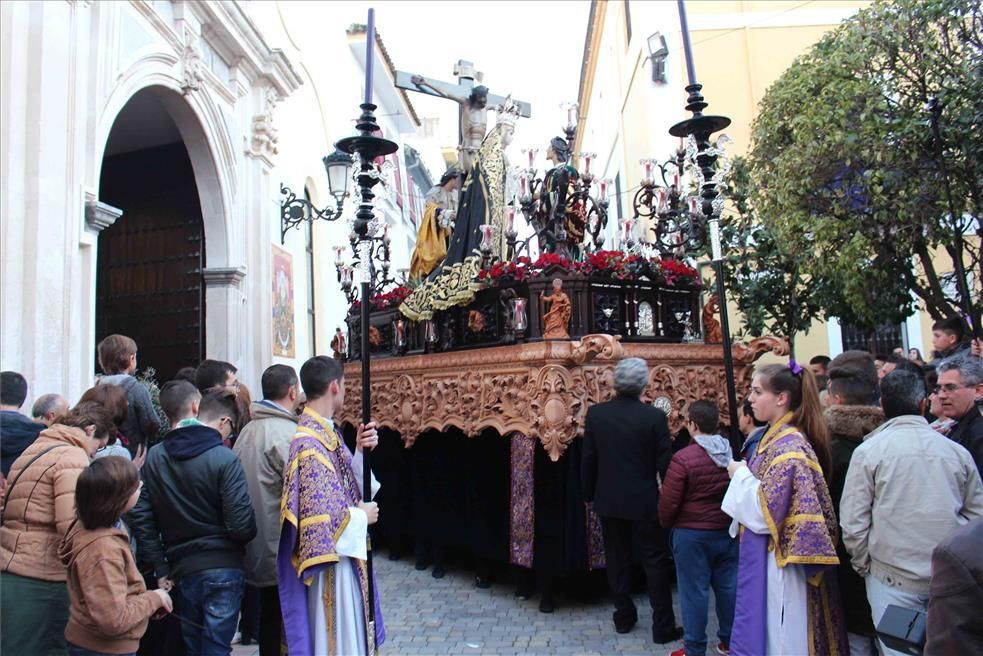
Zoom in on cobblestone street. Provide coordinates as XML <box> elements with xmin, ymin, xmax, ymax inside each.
<box><xmin>235</xmin><ymin>548</ymin><xmax>720</xmax><ymax>656</ymax></box>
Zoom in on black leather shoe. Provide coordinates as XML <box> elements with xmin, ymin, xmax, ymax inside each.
<box><xmin>474</xmin><ymin>575</ymin><xmax>491</xmax><ymax>589</ymax></box>
<box><xmin>613</xmin><ymin>611</ymin><xmax>637</xmax><ymax>634</ymax></box>
<box><xmin>653</xmin><ymin>626</ymin><xmax>684</xmax><ymax>644</ymax></box>
<box><xmin>614</xmin><ymin>619</ymin><xmax>636</xmax><ymax>634</ymax></box>
<box><xmin>414</xmin><ymin>559</ymin><xmax>431</xmax><ymax>571</ymax></box>
<box><xmin>432</xmin><ymin>565</ymin><xmax>446</xmax><ymax>579</ymax></box>
<box><xmin>538</xmin><ymin>597</ymin><xmax>555</xmax><ymax>613</ymax></box>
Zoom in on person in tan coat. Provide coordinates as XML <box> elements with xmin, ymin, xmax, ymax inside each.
<box><xmin>0</xmin><ymin>402</ymin><xmax>113</xmax><ymax>655</ymax></box>
<box><xmin>60</xmin><ymin>456</ymin><xmax>172</xmax><ymax>656</ymax></box>
<box><xmin>232</xmin><ymin>364</ymin><xmax>300</xmax><ymax>656</ymax></box>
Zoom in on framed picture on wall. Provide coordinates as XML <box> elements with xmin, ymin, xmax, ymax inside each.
<box><xmin>272</xmin><ymin>244</ymin><xmax>295</xmax><ymax>358</ymax></box>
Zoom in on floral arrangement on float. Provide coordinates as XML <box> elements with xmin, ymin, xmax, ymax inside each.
<box><xmin>350</xmin><ymin>285</ymin><xmax>414</xmax><ymax>312</ymax></box>
<box><xmin>476</xmin><ymin>251</ymin><xmax>699</xmax><ymax>288</ymax></box>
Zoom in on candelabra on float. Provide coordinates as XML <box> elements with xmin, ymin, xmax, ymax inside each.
<box><xmin>515</xmin><ymin>102</ymin><xmax>610</xmax><ymax>259</ymax></box>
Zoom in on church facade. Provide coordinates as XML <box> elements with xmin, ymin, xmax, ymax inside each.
<box><xmin>1</xmin><ymin>1</ymin><xmax>437</xmax><ymax>404</ymax></box>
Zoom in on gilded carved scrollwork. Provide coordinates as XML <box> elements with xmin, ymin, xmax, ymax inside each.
<box><xmin>569</xmin><ymin>333</ymin><xmax>624</xmax><ymax>365</ymax></box>
<box><xmin>337</xmin><ymin>334</ymin><xmax>785</xmax><ymax>459</ymax></box>
<box><xmin>732</xmin><ymin>336</ymin><xmax>790</xmax><ymax>363</ymax></box>
<box><xmin>529</xmin><ymin>365</ymin><xmax>582</xmax><ymax>462</ymax></box>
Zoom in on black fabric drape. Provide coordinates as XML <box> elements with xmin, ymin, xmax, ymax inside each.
<box><xmin>533</xmin><ymin>439</ymin><xmax>590</xmax><ymax>576</ymax></box>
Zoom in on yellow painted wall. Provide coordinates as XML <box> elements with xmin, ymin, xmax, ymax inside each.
<box><xmin>690</xmin><ymin>25</ymin><xmax>841</xmax><ymax>157</ymax></box>
<box><xmin>684</xmin><ymin>2</ymin><xmax>871</xmax><ymax>359</ymax></box>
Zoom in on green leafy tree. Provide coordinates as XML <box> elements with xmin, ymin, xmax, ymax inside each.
<box><xmin>717</xmin><ymin>157</ymin><xmax>835</xmax><ymax>352</ymax></box>
<box><xmin>747</xmin><ymin>0</ymin><xmax>982</xmax><ymax>331</ymax></box>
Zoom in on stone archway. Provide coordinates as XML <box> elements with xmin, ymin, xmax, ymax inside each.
<box><xmin>93</xmin><ymin>84</ymin><xmax>239</xmax><ymax>379</ymax></box>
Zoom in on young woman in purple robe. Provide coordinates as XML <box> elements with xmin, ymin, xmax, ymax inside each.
<box><xmin>721</xmin><ymin>362</ymin><xmax>847</xmax><ymax>655</ymax></box>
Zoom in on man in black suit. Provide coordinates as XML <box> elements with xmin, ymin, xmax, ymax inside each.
<box><xmin>582</xmin><ymin>357</ymin><xmax>680</xmax><ymax>644</ymax></box>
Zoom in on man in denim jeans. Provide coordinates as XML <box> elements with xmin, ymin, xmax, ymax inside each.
<box><xmin>132</xmin><ymin>385</ymin><xmax>257</xmax><ymax>655</ymax></box>
<box><xmin>659</xmin><ymin>400</ymin><xmax>738</xmax><ymax>656</ymax></box>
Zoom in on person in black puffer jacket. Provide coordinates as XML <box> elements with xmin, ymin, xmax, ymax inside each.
<box><xmin>130</xmin><ymin>386</ymin><xmax>256</xmax><ymax>655</ymax></box>
<box><xmin>0</xmin><ymin>371</ymin><xmax>45</xmax><ymax>477</ymax></box>
<box><xmin>824</xmin><ymin>352</ymin><xmax>884</xmax><ymax>656</ymax></box>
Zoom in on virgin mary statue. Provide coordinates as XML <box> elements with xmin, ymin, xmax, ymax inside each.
<box><xmin>399</xmin><ymin>99</ymin><xmax>518</xmax><ymax>321</ymax></box>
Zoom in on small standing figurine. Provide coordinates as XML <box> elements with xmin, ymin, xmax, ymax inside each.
<box><xmin>702</xmin><ymin>294</ymin><xmax>723</xmax><ymax>343</ymax></box>
<box><xmin>330</xmin><ymin>326</ymin><xmax>347</xmax><ymax>360</ymax></box>
<box><xmin>541</xmin><ymin>278</ymin><xmax>572</xmax><ymax>340</ymax></box>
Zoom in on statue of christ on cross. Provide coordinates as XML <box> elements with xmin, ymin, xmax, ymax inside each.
<box><xmin>395</xmin><ymin>60</ymin><xmax>531</xmax><ymax>175</ymax></box>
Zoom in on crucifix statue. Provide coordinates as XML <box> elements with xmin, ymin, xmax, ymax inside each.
<box><xmin>395</xmin><ymin>60</ymin><xmax>531</xmax><ymax>174</ymax></box>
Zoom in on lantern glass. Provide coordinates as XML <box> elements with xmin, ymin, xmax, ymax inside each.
<box><xmin>323</xmin><ymin>149</ymin><xmax>352</xmax><ymax>200</ymax></box>
<box><xmin>512</xmin><ymin>298</ymin><xmax>527</xmax><ymax>333</ymax></box>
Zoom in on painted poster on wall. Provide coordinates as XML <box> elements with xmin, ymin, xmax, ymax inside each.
<box><xmin>272</xmin><ymin>245</ymin><xmax>295</xmax><ymax>358</ymax></box>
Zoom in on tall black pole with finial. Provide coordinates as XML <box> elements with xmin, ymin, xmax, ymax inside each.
<box><xmin>335</xmin><ymin>9</ymin><xmax>397</xmax><ymax>654</ymax></box>
<box><xmin>669</xmin><ymin>0</ymin><xmax>741</xmax><ymax>450</ymax></box>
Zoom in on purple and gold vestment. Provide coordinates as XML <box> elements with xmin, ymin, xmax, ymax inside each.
<box><xmin>277</xmin><ymin>408</ymin><xmax>385</xmax><ymax>655</ymax></box>
<box><xmin>730</xmin><ymin>413</ymin><xmax>847</xmax><ymax>655</ymax></box>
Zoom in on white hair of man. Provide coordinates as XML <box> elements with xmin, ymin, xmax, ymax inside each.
<box><xmin>937</xmin><ymin>354</ymin><xmax>983</xmax><ymax>386</ymax></box>
<box><xmin>31</xmin><ymin>393</ymin><xmax>67</xmax><ymax>421</ymax></box>
<box><xmin>614</xmin><ymin>357</ymin><xmax>649</xmax><ymax>398</ymax></box>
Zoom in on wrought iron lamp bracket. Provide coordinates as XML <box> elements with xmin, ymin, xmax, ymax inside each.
<box><xmin>279</xmin><ymin>184</ymin><xmax>346</xmax><ymax>244</ymax></box>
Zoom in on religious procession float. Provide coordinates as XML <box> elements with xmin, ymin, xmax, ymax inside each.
<box><xmin>322</xmin><ymin>60</ymin><xmax>786</xmax><ymax>587</ymax></box>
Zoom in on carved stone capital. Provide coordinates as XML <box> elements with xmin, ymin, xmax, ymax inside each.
<box><xmin>202</xmin><ymin>266</ymin><xmax>247</xmax><ymax>288</ymax></box>
<box><xmin>84</xmin><ymin>200</ymin><xmax>123</xmax><ymax>233</ymax></box>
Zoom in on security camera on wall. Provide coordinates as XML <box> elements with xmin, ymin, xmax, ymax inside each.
<box><xmin>647</xmin><ymin>32</ymin><xmax>669</xmax><ymax>85</ymax></box>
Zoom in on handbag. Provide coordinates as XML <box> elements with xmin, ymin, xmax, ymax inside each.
<box><xmin>0</xmin><ymin>444</ymin><xmax>68</xmax><ymax>524</ymax></box>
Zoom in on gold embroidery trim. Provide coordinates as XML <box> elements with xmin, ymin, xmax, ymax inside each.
<box><xmin>300</xmin><ymin>513</ymin><xmax>332</xmax><ymax>528</ymax></box>
<box><xmin>333</xmin><ymin>509</ymin><xmax>352</xmax><ymax>544</ymax></box>
<box><xmin>765</xmin><ymin>451</ymin><xmax>824</xmax><ymax>477</ymax></box>
<box><xmin>324</xmin><ymin>565</ymin><xmax>336</xmax><ymax>655</ymax></box>
<box><xmin>296</xmin><ymin>425</ymin><xmax>340</xmax><ymax>454</ymax></box>
<box><xmin>784</xmin><ymin>513</ymin><xmax>827</xmax><ymax>527</ymax></box>
<box><xmin>286</xmin><ymin>447</ymin><xmax>336</xmax><ymax>475</ymax></box>
<box><xmin>756</xmin><ymin>414</ymin><xmax>797</xmax><ymax>455</ymax></box>
<box><xmin>296</xmin><ymin>552</ymin><xmax>340</xmax><ymax>580</ymax></box>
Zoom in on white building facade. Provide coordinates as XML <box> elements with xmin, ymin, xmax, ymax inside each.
<box><xmin>1</xmin><ymin>0</ymin><xmax>435</xmax><ymax>404</ymax></box>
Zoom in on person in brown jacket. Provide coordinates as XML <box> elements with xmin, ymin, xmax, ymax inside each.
<box><xmin>0</xmin><ymin>402</ymin><xmax>113</xmax><ymax>655</ymax></box>
<box><xmin>925</xmin><ymin>516</ymin><xmax>983</xmax><ymax>654</ymax></box>
<box><xmin>60</xmin><ymin>456</ymin><xmax>172</xmax><ymax>656</ymax></box>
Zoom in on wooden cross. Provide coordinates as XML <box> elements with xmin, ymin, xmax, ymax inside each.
<box><xmin>394</xmin><ymin>60</ymin><xmax>532</xmax><ymax>142</ymax></box>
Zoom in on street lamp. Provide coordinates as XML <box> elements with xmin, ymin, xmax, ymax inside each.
<box><xmin>646</xmin><ymin>32</ymin><xmax>669</xmax><ymax>85</ymax></box>
<box><xmin>279</xmin><ymin>147</ymin><xmax>354</xmax><ymax>243</ymax></box>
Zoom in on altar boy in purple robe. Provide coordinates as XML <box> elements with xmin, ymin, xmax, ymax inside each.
<box><xmin>277</xmin><ymin>356</ymin><xmax>385</xmax><ymax>655</ymax></box>
<box><xmin>721</xmin><ymin>362</ymin><xmax>847</xmax><ymax>655</ymax></box>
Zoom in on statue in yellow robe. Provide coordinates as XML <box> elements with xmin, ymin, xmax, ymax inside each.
<box><xmin>409</xmin><ymin>169</ymin><xmax>459</xmax><ymax>280</ymax></box>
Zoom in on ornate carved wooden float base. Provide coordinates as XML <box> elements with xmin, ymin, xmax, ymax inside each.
<box><xmin>338</xmin><ymin>334</ymin><xmax>788</xmax><ymax>460</ymax></box>
<box><xmin>337</xmin><ymin>333</ymin><xmax>787</xmax><ymax>575</ymax></box>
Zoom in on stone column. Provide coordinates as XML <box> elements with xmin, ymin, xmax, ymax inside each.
<box><xmin>203</xmin><ymin>265</ymin><xmax>247</xmax><ymax>367</ymax></box>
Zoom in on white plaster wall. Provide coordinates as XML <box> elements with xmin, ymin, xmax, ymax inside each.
<box><xmin>1</xmin><ymin>0</ymin><xmax>300</xmax><ymax>404</ymax></box>
<box><xmin>250</xmin><ymin>1</ymin><xmax>425</xmax><ymax>364</ymax></box>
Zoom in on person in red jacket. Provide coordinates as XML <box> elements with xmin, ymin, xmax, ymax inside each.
<box><xmin>659</xmin><ymin>400</ymin><xmax>737</xmax><ymax>656</ymax></box>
